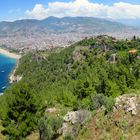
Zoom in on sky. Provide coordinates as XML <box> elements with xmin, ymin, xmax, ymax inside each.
<box><xmin>0</xmin><ymin>0</ymin><xmax>140</xmax><ymax>21</ymax></box>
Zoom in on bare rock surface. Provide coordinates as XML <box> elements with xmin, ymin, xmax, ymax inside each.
<box><xmin>9</xmin><ymin>75</ymin><xmax>22</xmax><ymax>83</ymax></box>
<box><xmin>114</xmin><ymin>95</ymin><xmax>140</xmax><ymax>115</ymax></box>
<box><xmin>62</xmin><ymin>110</ymin><xmax>91</xmax><ymax>136</ymax></box>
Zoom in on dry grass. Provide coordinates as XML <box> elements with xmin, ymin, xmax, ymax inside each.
<box><xmin>77</xmin><ymin>108</ymin><xmax>140</xmax><ymax>140</ymax></box>
<box><xmin>26</xmin><ymin>132</ymin><xmax>39</xmax><ymax>140</ymax></box>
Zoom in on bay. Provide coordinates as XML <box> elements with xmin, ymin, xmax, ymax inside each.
<box><xmin>0</xmin><ymin>54</ymin><xmax>16</xmax><ymax>93</ymax></box>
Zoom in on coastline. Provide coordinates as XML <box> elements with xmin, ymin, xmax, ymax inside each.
<box><xmin>0</xmin><ymin>48</ymin><xmax>21</xmax><ymax>59</ymax></box>
<box><xmin>9</xmin><ymin>59</ymin><xmax>22</xmax><ymax>84</ymax></box>
<box><xmin>0</xmin><ymin>48</ymin><xmax>22</xmax><ymax>85</ymax></box>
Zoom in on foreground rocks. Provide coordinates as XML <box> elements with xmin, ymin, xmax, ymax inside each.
<box><xmin>62</xmin><ymin>110</ymin><xmax>91</xmax><ymax>136</ymax></box>
<box><xmin>114</xmin><ymin>95</ymin><xmax>140</xmax><ymax>115</ymax></box>
<box><xmin>9</xmin><ymin>75</ymin><xmax>22</xmax><ymax>83</ymax></box>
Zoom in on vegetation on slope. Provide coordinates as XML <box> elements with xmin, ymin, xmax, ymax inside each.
<box><xmin>0</xmin><ymin>35</ymin><xmax>140</xmax><ymax>139</ymax></box>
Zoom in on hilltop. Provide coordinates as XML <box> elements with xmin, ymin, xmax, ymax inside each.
<box><xmin>0</xmin><ymin>35</ymin><xmax>140</xmax><ymax>139</ymax></box>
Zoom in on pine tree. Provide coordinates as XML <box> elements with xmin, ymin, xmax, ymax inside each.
<box><xmin>2</xmin><ymin>83</ymin><xmax>38</xmax><ymax>139</ymax></box>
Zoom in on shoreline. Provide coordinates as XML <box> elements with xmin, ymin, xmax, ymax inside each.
<box><xmin>0</xmin><ymin>47</ymin><xmax>22</xmax><ymax>85</ymax></box>
<box><xmin>0</xmin><ymin>48</ymin><xmax>21</xmax><ymax>59</ymax></box>
<box><xmin>9</xmin><ymin>59</ymin><xmax>22</xmax><ymax>84</ymax></box>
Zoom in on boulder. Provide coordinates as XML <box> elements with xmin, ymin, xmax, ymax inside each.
<box><xmin>62</xmin><ymin>110</ymin><xmax>91</xmax><ymax>136</ymax></box>
<box><xmin>64</xmin><ymin>110</ymin><xmax>91</xmax><ymax>124</ymax></box>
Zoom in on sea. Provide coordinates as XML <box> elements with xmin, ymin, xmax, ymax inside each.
<box><xmin>0</xmin><ymin>54</ymin><xmax>16</xmax><ymax>94</ymax></box>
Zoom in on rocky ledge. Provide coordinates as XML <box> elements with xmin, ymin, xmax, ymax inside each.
<box><xmin>9</xmin><ymin>74</ymin><xmax>22</xmax><ymax>83</ymax></box>
<box><xmin>113</xmin><ymin>95</ymin><xmax>140</xmax><ymax>116</ymax></box>
<box><xmin>62</xmin><ymin>110</ymin><xmax>91</xmax><ymax>137</ymax></box>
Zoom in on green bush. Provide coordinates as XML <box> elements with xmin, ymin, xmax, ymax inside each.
<box><xmin>90</xmin><ymin>94</ymin><xmax>115</xmax><ymax>113</ymax></box>
<box><xmin>74</xmin><ymin>79</ymin><xmax>96</xmax><ymax>100</ymax></box>
<box><xmin>64</xmin><ymin>133</ymin><xmax>74</xmax><ymax>140</ymax></box>
<box><xmin>38</xmin><ymin>116</ymin><xmax>63</xmax><ymax>140</ymax></box>
<box><xmin>90</xmin><ymin>94</ymin><xmax>106</xmax><ymax>110</ymax></box>
<box><xmin>104</xmin><ymin>97</ymin><xmax>115</xmax><ymax>113</ymax></box>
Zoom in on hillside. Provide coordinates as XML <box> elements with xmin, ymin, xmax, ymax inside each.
<box><xmin>0</xmin><ymin>17</ymin><xmax>139</xmax><ymax>51</ymax></box>
<box><xmin>0</xmin><ymin>35</ymin><xmax>140</xmax><ymax>139</ymax></box>
<box><xmin>77</xmin><ymin>94</ymin><xmax>140</xmax><ymax>140</ymax></box>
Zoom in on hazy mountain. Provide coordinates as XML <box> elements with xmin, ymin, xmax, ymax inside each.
<box><xmin>0</xmin><ymin>17</ymin><xmax>139</xmax><ymax>50</ymax></box>
<box><xmin>0</xmin><ymin>16</ymin><xmax>135</xmax><ymax>36</ymax></box>
<box><xmin>117</xmin><ymin>19</ymin><xmax>140</xmax><ymax>28</ymax></box>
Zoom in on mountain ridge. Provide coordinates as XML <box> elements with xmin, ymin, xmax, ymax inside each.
<box><xmin>0</xmin><ymin>16</ymin><xmax>139</xmax><ymax>51</ymax></box>
<box><xmin>0</xmin><ymin>16</ymin><xmax>133</xmax><ymax>33</ymax></box>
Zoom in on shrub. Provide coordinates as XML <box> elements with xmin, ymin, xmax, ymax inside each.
<box><xmin>90</xmin><ymin>94</ymin><xmax>115</xmax><ymax>113</ymax></box>
<box><xmin>64</xmin><ymin>133</ymin><xmax>74</xmax><ymax>140</ymax></box>
<box><xmin>104</xmin><ymin>97</ymin><xmax>115</xmax><ymax>113</ymax></box>
<box><xmin>90</xmin><ymin>94</ymin><xmax>106</xmax><ymax>110</ymax></box>
<box><xmin>74</xmin><ymin>79</ymin><xmax>96</xmax><ymax>100</ymax></box>
<box><xmin>81</xmin><ymin>98</ymin><xmax>91</xmax><ymax>110</ymax></box>
<box><xmin>38</xmin><ymin>116</ymin><xmax>63</xmax><ymax>140</ymax></box>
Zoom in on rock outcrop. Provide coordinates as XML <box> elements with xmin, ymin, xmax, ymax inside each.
<box><xmin>114</xmin><ymin>95</ymin><xmax>140</xmax><ymax>115</ymax></box>
<box><xmin>9</xmin><ymin>60</ymin><xmax>22</xmax><ymax>83</ymax></box>
<box><xmin>64</xmin><ymin>110</ymin><xmax>91</xmax><ymax>125</ymax></box>
<box><xmin>109</xmin><ymin>53</ymin><xmax>117</xmax><ymax>64</ymax></box>
<box><xmin>62</xmin><ymin>110</ymin><xmax>91</xmax><ymax>136</ymax></box>
<box><xmin>9</xmin><ymin>75</ymin><xmax>22</xmax><ymax>83</ymax></box>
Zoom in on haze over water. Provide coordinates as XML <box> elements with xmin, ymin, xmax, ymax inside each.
<box><xmin>0</xmin><ymin>54</ymin><xmax>16</xmax><ymax>93</ymax></box>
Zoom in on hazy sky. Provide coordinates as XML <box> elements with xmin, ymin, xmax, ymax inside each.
<box><xmin>1</xmin><ymin>0</ymin><xmax>140</xmax><ymax>21</ymax></box>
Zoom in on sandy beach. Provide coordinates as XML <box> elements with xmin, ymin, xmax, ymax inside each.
<box><xmin>0</xmin><ymin>48</ymin><xmax>21</xmax><ymax>59</ymax></box>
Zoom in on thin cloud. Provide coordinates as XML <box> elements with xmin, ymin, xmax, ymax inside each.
<box><xmin>25</xmin><ymin>0</ymin><xmax>140</xmax><ymax>20</ymax></box>
<box><xmin>9</xmin><ymin>8</ymin><xmax>21</xmax><ymax>14</ymax></box>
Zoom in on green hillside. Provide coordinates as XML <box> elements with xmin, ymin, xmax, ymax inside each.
<box><xmin>0</xmin><ymin>35</ymin><xmax>140</xmax><ymax>140</ymax></box>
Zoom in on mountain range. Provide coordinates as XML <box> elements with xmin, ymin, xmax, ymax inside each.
<box><xmin>0</xmin><ymin>16</ymin><xmax>135</xmax><ymax>35</ymax></box>
<box><xmin>117</xmin><ymin>19</ymin><xmax>140</xmax><ymax>27</ymax></box>
<box><xmin>0</xmin><ymin>16</ymin><xmax>139</xmax><ymax>51</ymax></box>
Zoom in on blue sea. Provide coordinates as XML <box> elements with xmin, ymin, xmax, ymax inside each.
<box><xmin>0</xmin><ymin>54</ymin><xmax>16</xmax><ymax>93</ymax></box>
